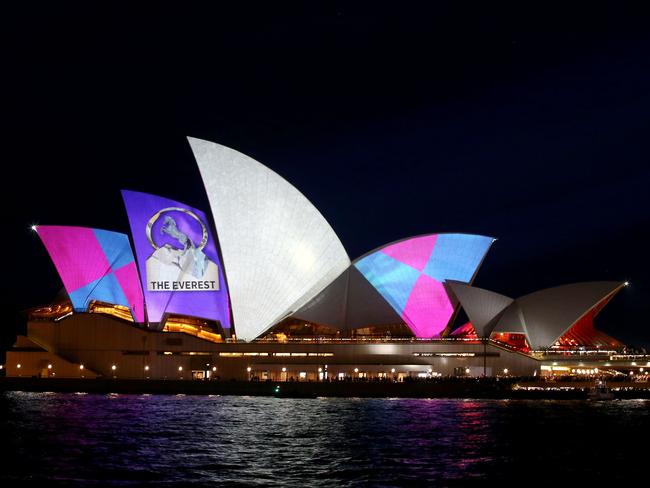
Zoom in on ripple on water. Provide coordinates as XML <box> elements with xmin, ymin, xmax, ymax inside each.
<box><xmin>0</xmin><ymin>393</ymin><xmax>648</xmax><ymax>486</ymax></box>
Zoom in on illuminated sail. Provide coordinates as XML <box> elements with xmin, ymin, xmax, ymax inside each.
<box><xmin>121</xmin><ymin>190</ymin><xmax>231</xmax><ymax>328</ymax></box>
<box><xmin>354</xmin><ymin>234</ymin><xmax>494</xmax><ymax>337</ymax></box>
<box><xmin>36</xmin><ymin>225</ymin><xmax>144</xmax><ymax>322</ymax></box>
<box><xmin>188</xmin><ymin>137</ymin><xmax>350</xmax><ymax>341</ymax></box>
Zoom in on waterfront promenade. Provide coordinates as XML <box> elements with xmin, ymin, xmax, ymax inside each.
<box><xmin>1</xmin><ymin>377</ymin><xmax>649</xmax><ymax>399</ymax></box>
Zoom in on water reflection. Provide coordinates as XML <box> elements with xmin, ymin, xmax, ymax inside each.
<box><xmin>0</xmin><ymin>393</ymin><xmax>647</xmax><ymax>486</ymax></box>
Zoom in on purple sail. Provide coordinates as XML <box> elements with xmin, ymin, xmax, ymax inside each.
<box><xmin>121</xmin><ymin>190</ymin><xmax>231</xmax><ymax>329</ymax></box>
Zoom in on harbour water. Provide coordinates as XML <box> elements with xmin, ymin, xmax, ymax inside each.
<box><xmin>1</xmin><ymin>392</ymin><xmax>647</xmax><ymax>486</ymax></box>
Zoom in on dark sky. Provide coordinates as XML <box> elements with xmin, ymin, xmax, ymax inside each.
<box><xmin>4</xmin><ymin>3</ymin><xmax>650</xmax><ymax>347</ymax></box>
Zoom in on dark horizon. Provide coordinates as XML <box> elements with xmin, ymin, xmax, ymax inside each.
<box><xmin>4</xmin><ymin>3</ymin><xmax>650</xmax><ymax>348</ymax></box>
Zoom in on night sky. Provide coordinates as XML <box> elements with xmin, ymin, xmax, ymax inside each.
<box><xmin>4</xmin><ymin>3</ymin><xmax>650</xmax><ymax>348</ymax></box>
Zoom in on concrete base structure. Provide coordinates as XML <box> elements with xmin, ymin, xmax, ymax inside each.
<box><xmin>4</xmin><ymin>314</ymin><xmax>649</xmax><ymax>382</ymax></box>
<box><xmin>4</xmin><ymin>314</ymin><xmax>540</xmax><ymax>380</ymax></box>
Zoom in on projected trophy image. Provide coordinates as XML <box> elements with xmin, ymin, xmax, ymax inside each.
<box><xmin>146</xmin><ymin>207</ymin><xmax>219</xmax><ymax>292</ymax></box>
<box><xmin>122</xmin><ymin>189</ymin><xmax>231</xmax><ymax>327</ymax></box>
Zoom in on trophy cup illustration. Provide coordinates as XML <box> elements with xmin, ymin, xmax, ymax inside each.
<box><xmin>145</xmin><ymin>207</ymin><xmax>220</xmax><ymax>291</ymax></box>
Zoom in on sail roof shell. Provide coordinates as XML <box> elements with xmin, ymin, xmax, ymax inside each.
<box><xmin>36</xmin><ymin>225</ymin><xmax>144</xmax><ymax>322</ymax></box>
<box><xmin>353</xmin><ymin>233</ymin><xmax>494</xmax><ymax>338</ymax></box>
<box><xmin>292</xmin><ymin>266</ymin><xmax>404</xmax><ymax>328</ymax></box>
<box><xmin>510</xmin><ymin>281</ymin><xmax>625</xmax><ymax>349</ymax></box>
<box><xmin>447</xmin><ymin>281</ymin><xmax>514</xmax><ymax>337</ymax></box>
<box><xmin>121</xmin><ymin>190</ymin><xmax>232</xmax><ymax>327</ymax></box>
<box><xmin>188</xmin><ymin>137</ymin><xmax>350</xmax><ymax>342</ymax></box>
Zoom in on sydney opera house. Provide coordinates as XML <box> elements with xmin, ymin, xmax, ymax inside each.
<box><xmin>4</xmin><ymin>137</ymin><xmax>641</xmax><ymax>381</ymax></box>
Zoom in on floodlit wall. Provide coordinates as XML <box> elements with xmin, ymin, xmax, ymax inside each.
<box><xmin>452</xmin><ymin>281</ymin><xmax>626</xmax><ymax>350</ymax></box>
